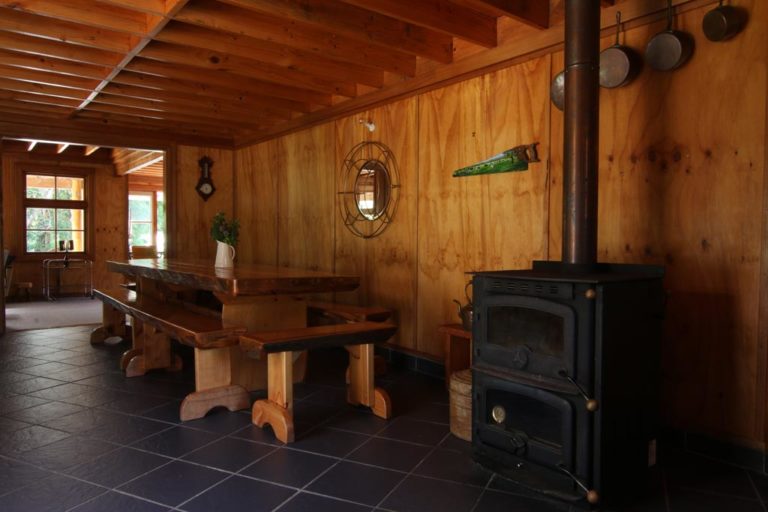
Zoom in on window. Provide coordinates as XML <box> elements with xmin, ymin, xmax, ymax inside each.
<box><xmin>24</xmin><ymin>171</ymin><xmax>90</xmax><ymax>255</ymax></box>
<box><xmin>128</xmin><ymin>190</ymin><xmax>165</xmax><ymax>254</ymax></box>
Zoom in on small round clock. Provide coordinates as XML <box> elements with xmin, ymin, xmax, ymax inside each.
<box><xmin>196</xmin><ymin>156</ymin><xmax>216</xmax><ymax>201</ymax></box>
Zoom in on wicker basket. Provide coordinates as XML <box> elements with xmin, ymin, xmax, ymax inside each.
<box><xmin>449</xmin><ymin>369</ymin><xmax>472</xmax><ymax>441</ymax></box>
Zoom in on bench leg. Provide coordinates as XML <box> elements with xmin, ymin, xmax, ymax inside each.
<box><xmin>120</xmin><ymin>319</ymin><xmax>144</xmax><ymax>370</ymax></box>
<box><xmin>91</xmin><ymin>303</ymin><xmax>126</xmax><ymax>345</ymax></box>
<box><xmin>252</xmin><ymin>352</ymin><xmax>294</xmax><ymax>443</ymax></box>
<box><xmin>179</xmin><ymin>347</ymin><xmax>249</xmax><ymax>421</ymax></box>
<box><xmin>125</xmin><ymin>325</ymin><xmax>174</xmax><ymax>377</ymax></box>
<box><xmin>347</xmin><ymin>344</ymin><xmax>391</xmax><ymax>419</ymax></box>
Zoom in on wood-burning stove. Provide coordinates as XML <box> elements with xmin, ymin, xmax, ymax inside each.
<box><xmin>471</xmin><ymin>261</ymin><xmax>665</xmax><ymax>506</ymax></box>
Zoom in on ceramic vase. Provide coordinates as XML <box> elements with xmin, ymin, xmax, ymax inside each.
<box><xmin>215</xmin><ymin>241</ymin><xmax>236</xmax><ymax>268</ymax></box>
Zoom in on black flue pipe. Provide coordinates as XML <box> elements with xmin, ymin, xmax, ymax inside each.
<box><xmin>562</xmin><ymin>0</ymin><xmax>601</xmax><ymax>265</ymax></box>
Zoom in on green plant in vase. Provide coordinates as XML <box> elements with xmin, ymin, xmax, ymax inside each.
<box><xmin>211</xmin><ymin>212</ymin><xmax>239</xmax><ymax>268</ymax></box>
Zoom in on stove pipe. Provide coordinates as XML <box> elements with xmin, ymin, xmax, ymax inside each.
<box><xmin>562</xmin><ymin>1</ymin><xmax>601</xmax><ymax>265</ymax></box>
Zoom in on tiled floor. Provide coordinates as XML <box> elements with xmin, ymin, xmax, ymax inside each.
<box><xmin>0</xmin><ymin>325</ymin><xmax>766</xmax><ymax>511</ymax></box>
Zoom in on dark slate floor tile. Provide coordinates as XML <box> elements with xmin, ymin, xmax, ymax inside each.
<box><xmin>306</xmin><ymin>461</ymin><xmax>403</xmax><ymax>506</ymax></box>
<box><xmin>0</xmin><ymin>394</ymin><xmax>50</xmax><ymax>414</ymax></box>
<box><xmin>664</xmin><ymin>449</ymin><xmax>758</xmax><ymax>498</ymax></box>
<box><xmin>19</xmin><ymin>435</ymin><xmax>117</xmax><ymax>470</ymax></box>
<box><xmin>291</xmin><ymin>427</ymin><xmax>369</xmax><ymax>458</ymax></box>
<box><xmin>403</xmin><ymin>402</ymin><xmax>450</xmax><ymax>424</ymax></box>
<box><xmin>47</xmin><ymin>363</ymin><xmax>110</xmax><ymax>382</ymax></box>
<box><xmin>241</xmin><ymin>448</ymin><xmax>336</xmax><ymax>488</ymax></box>
<box><xmin>182</xmin><ymin>408</ymin><xmax>252</xmax><ymax>434</ymax></box>
<box><xmin>231</xmin><ymin>424</ymin><xmax>283</xmax><ymax>446</ymax></box>
<box><xmin>139</xmin><ymin>401</ymin><xmax>183</xmax><ymax>424</ymax></box>
<box><xmin>301</xmin><ymin>386</ymin><xmax>349</xmax><ymax>406</ymax></box>
<box><xmin>182</xmin><ymin>475</ymin><xmax>296</xmax><ymax>512</ymax></box>
<box><xmin>66</xmin><ymin>447</ymin><xmax>171</xmax><ymax>488</ymax></box>
<box><xmin>183</xmin><ymin>437</ymin><xmax>276</xmax><ymax>472</ymax></box>
<box><xmin>413</xmin><ymin>447</ymin><xmax>493</xmax><ymax>487</ymax></box>
<box><xmin>0</xmin><ymin>456</ymin><xmax>54</xmax><ymax>496</ymax></box>
<box><xmin>277</xmin><ymin>492</ymin><xmax>372</xmax><ymax>512</ymax></box>
<box><xmin>101</xmin><ymin>392</ymin><xmax>173</xmax><ymax>415</ymax></box>
<box><xmin>5</xmin><ymin>376</ymin><xmax>66</xmax><ymax>394</ymax></box>
<box><xmin>0</xmin><ymin>357</ymin><xmax>47</xmax><ymax>371</ymax></box>
<box><xmin>131</xmin><ymin>426</ymin><xmax>220</xmax><ymax>458</ymax></box>
<box><xmin>70</xmin><ymin>491</ymin><xmax>171</xmax><ymax>512</ymax></box>
<box><xmin>29</xmin><ymin>382</ymin><xmax>91</xmax><ymax>401</ymax></box>
<box><xmin>0</xmin><ymin>416</ymin><xmax>31</xmax><ymax>433</ymax></box>
<box><xmin>667</xmin><ymin>488</ymin><xmax>764</xmax><ymax>512</ymax></box>
<box><xmin>84</xmin><ymin>414</ymin><xmax>170</xmax><ymax>444</ymax></box>
<box><xmin>40</xmin><ymin>407</ymin><xmax>124</xmax><ymax>434</ymax></box>
<box><xmin>0</xmin><ymin>474</ymin><xmax>104</xmax><ymax>512</ymax></box>
<box><xmin>380</xmin><ymin>475</ymin><xmax>483</xmax><ymax>512</ymax></box>
<box><xmin>292</xmin><ymin>401</ymin><xmax>346</xmax><ymax>428</ymax></box>
<box><xmin>347</xmin><ymin>437</ymin><xmax>431</xmax><ymax>472</ymax></box>
<box><xmin>0</xmin><ymin>425</ymin><xmax>71</xmax><ymax>454</ymax></box>
<box><xmin>6</xmin><ymin>400</ymin><xmax>86</xmax><ymax>423</ymax></box>
<box><xmin>749</xmin><ymin>471</ymin><xmax>768</xmax><ymax>504</ymax></box>
<box><xmin>17</xmin><ymin>361</ymin><xmax>77</xmax><ymax>377</ymax></box>
<box><xmin>325</xmin><ymin>410</ymin><xmax>391</xmax><ymax>435</ymax></box>
<box><xmin>119</xmin><ymin>460</ymin><xmax>228</xmax><ymax>507</ymax></box>
<box><xmin>377</xmin><ymin>417</ymin><xmax>450</xmax><ymax>446</ymax></box>
<box><xmin>0</xmin><ymin>371</ymin><xmax>37</xmax><ymax>384</ymax></box>
<box><xmin>473</xmin><ymin>490</ymin><xmax>569</xmax><ymax>512</ymax></box>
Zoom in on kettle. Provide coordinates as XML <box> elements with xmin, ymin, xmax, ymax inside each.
<box><xmin>453</xmin><ymin>281</ymin><xmax>473</xmax><ymax>332</ymax></box>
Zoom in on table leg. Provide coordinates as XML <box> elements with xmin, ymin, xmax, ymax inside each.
<box><xmin>179</xmin><ymin>347</ymin><xmax>249</xmax><ymax>421</ymax></box>
<box><xmin>347</xmin><ymin>344</ymin><xmax>391</xmax><ymax>419</ymax></box>
<box><xmin>252</xmin><ymin>352</ymin><xmax>294</xmax><ymax>443</ymax></box>
<box><xmin>90</xmin><ymin>302</ymin><xmax>127</xmax><ymax>345</ymax></box>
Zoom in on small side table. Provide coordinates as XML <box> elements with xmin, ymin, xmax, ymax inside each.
<box><xmin>439</xmin><ymin>323</ymin><xmax>472</xmax><ymax>388</ymax></box>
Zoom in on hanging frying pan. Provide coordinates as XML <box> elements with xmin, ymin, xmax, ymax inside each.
<box><xmin>702</xmin><ymin>0</ymin><xmax>746</xmax><ymax>42</ymax></box>
<box><xmin>600</xmin><ymin>11</ymin><xmax>642</xmax><ymax>88</ymax></box>
<box><xmin>645</xmin><ymin>0</ymin><xmax>694</xmax><ymax>71</ymax></box>
<box><xmin>550</xmin><ymin>70</ymin><xmax>565</xmax><ymax>111</ymax></box>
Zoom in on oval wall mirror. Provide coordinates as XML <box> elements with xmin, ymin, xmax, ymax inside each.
<box><xmin>339</xmin><ymin>141</ymin><xmax>400</xmax><ymax>238</ymax></box>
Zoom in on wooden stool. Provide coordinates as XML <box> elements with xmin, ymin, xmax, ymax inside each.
<box><xmin>439</xmin><ymin>323</ymin><xmax>472</xmax><ymax>388</ymax></box>
<box><xmin>17</xmin><ymin>282</ymin><xmax>33</xmax><ymax>301</ymax></box>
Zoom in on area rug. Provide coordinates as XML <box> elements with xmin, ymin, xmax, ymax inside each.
<box><xmin>6</xmin><ymin>297</ymin><xmax>102</xmax><ymax>331</ymax></box>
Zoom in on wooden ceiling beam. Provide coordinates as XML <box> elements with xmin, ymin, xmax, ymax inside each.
<box><xmin>213</xmin><ymin>0</ymin><xmax>454</xmax><ymax>63</ymax></box>
<box><xmin>74</xmin><ymin>110</ymin><xmax>242</xmax><ymax>139</ymax></box>
<box><xmin>124</xmin><ymin>58</ymin><xmax>333</xmax><ymax>106</ymax></box>
<box><xmin>97</xmin><ymin>0</ymin><xmax>167</xmax><ymax>16</ymax></box>
<box><xmin>0</xmin><ymin>1</ymin><xmax>150</xmax><ymax>35</ymax></box>
<box><xmin>113</xmin><ymin>148</ymin><xmax>163</xmax><ymax>176</ymax></box>
<box><xmin>175</xmin><ymin>3</ymin><xmax>416</xmax><ymax>76</ymax></box>
<box><xmin>56</xmin><ymin>143</ymin><xmax>70</xmax><ymax>154</ymax></box>
<box><xmin>148</xmin><ymin>33</ymin><xmax>384</xmax><ymax>88</ymax></box>
<box><xmin>140</xmin><ymin>41</ymin><xmax>364</xmax><ymax>96</ymax></box>
<box><xmin>0</xmin><ymin>98</ymin><xmax>71</xmax><ymax>117</ymax></box>
<box><xmin>450</xmin><ymin>0</ymin><xmax>549</xmax><ymax>29</ymax></box>
<box><xmin>109</xmin><ymin>72</ymin><xmax>311</xmax><ymax>114</ymax></box>
<box><xmin>0</xmin><ymin>65</ymin><xmax>101</xmax><ymax>91</ymax></box>
<box><xmin>84</xmin><ymin>145</ymin><xmax>100</xmax><ymax>156</ymax></box>
<box><xmin>339</xmin><ymin>0</ymin><xmax>497</xmax><ymax>47</ymax></box>
<box><xmin>0</xmin><ymin>32</ymin><xmax>124</xmax><ymax>67</ymax></box>
<box><xmin>27</xmin><ymin>141</ymin><xmax>38</xmax><ymax>151</ymax></box>
<box><xmin>0</xmin><ymin>8</ymin><xmax>135</xmax><ymax>53</ymax></box>
<box><xmin>0</xmin><ymin>49</ymin><xmax>112</xmax><ymax>80</ymax></box>
<box><xmin>0</xmin><ymin>77</ymin><xmax>91</xmax><ymax>101</ymax></box>
<box><xmin>0</xmin><ymin>89</ymin><xmax>82</xmax><ymax>109</ymax></box>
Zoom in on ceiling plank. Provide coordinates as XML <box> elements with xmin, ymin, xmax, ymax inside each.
<box><xmin>0</xmin><ymin>89</ymin><xmax>82</xmax><ymax>109</ymax></box>
<box><xmin>450</xmin><ymin>0</ymin><xmax>549</xmax><ymax>28</ymax></box>
<box><xmin>339</xmin><ymin>0</ymin><xmax>497</xmax><ymax>47</ymax></box>
<box><xmin>84</xmin><ymin>145</ymin><xmax>100</xmax><ymax>156</ymax></box>
<box><xmin>113</xmin><ymin>149</ymin><xmax>163</xmax><ymax>175</ymax></box>
<box><xmin>97</xmin><ymin>0</ymin><xmax>166</xmax><ymax>15</ymax></box>
<box><xmin>0</xmin><ymin>0</ymin><xmax>149</xmax><ymax>35</ymax></box>
<box><xmin>0</xmin><ymin>77</ymin><xmax>91</xmax><ymax>101</ymax></box>
<box><xmin>140</xmin><ymin>41</ymin><xmax>364</xmax><ymax>95</ymax></box>
<box><xmin>0</xmin><ymin>9</ymin><xmax>134</xmax><ymax>53</ymax></box>
<box><xmin>0</xmin><ymin>31</ymin><xmax>125</xmax><ymax>67</ymax></box>
<box><xmin>0</xmin><ymin>49</ymin><xmax>113</xmax><ymax>80</ymax></box>
<box><xmin>109</xmin><ymin>72</ymin><xmax>311</xmax><ymax>114</ymax></box>
<box><xmin>124</xmin><ymin>58</ymin><xmax>333</xmax><ymax>106</ymax></box>
<box><xmin>72</xmin><ymin>0</ymin><xmax>191</xmax><ymax>113</ymax></box>
<box><xmin>27</xmin><ymin>141</ymin><xmax>37</xmax><ymax>151</ymax></box>
<box><xmin>213</xmin><ymin>0</ymin><xmax>454</xmax><ymax>63</ymax></box>
<box><xmin>0</xmin><ymin>64</ymin><xmax>101</xmax><ymax>90</ymax></box>
<box><xmin>74</xmin><ymin>110</ymin><xmax>241</xmax><ymax>138</ymax></box>
<box><xmin>150</xmin><ymin>29</ymin><xmax>385</xmax><ymax>88</ymax></box>
<box><xmin>56</xmin><ymin>143</ymin><xmax>69</xmax><ymax>154</ymax></box>
<box><xmin>172</xmin><ymin>6</ymin><xmax>416</xmax><ymax>76</ymax></box>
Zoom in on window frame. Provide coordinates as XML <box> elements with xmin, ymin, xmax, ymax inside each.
<box><xmin>128</xmin><ymin>191</ymin><xmax>156</xmax><ymax>252</ymax></box>
<box><xmin>19</xmin><ymin>165</ymin><xmax>95</xmax><ymax>261</ymax></box>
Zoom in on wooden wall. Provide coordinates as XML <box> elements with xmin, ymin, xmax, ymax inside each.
<box><xmin>1</xmin><ymin>147</ymin><xmax>128</xmax><ymax>297</ymax></box>
<box><xmin>169</xmin><ymin>1</ymin><xmax>768</xmax><ymax>449</ymax></box>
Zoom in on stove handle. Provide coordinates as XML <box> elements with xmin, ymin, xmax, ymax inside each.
<box><xmin>557</xmin><ymin>369</ymin><xmax>599</xmax><ymax>412</ymax></box>
<box><xmin>557</xmin><ymin>464</ymin><xmax>599</xmax><ymax>505</ymax></box>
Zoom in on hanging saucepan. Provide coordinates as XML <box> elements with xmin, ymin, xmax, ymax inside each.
<box><xmin>702</xmin><ymin>0</ymin><xmax>746</xmax><ymax>42</ymax></box>
<box><xmin>550</xmin><ymin>70</ymin><xmax>565</xmax><ymax>111</ymax></box>
<box><xmin>645</xmin><ymin>0</ymin><xmax>694</xmax><ymax>71</ymax></box>
<box><xmin>600</xmin><ymin>11</ymin><xmax>642</xmax><ymax>88</ymax></box>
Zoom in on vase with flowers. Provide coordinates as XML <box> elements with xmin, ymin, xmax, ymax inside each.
<box><xmin>211</xmin><ymin>212</ymin><xmax>239</xmax><ymax>268</ymax></box>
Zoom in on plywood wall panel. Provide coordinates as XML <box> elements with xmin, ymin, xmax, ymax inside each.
<box><xmin>173</xmin><ymin>146</ymin><xmax>234</xmax><ymax>259</ymax></box>
<box><xmin>235</xmin><ymin>141</ymin><xmax>279</xmax><ymax>265</ymax></box>
<box><xmin>334</xmin><ymin>98</ymin><xmax>419</xmax><ymax>350</ymax></box>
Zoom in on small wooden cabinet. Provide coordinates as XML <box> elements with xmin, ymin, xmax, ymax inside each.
<box><xmin>439</xmin><ymin>323</ymin><xmax>472</xmax><ymax>387</ymax></box>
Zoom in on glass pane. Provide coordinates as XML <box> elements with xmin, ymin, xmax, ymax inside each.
<box><xmin>56</xmin><ymin>176</ymin><xmax>85</xmax><ymax>200</ymax></box>
<box><xmin>156</xmin><ymin>192</ymin><xmax>165</xmax><ymax>254</ymax></box>
<box><xmin>130</xmin><ymin>223</ymin><xmax>153</xmax><ymax>247</ymax></box>
<box><xmin>129</xmin><ymin>194</ymin><xmax>153</xmax><ymax>222</ymax></box>
<box><xmin>487</xmin><ymin>307</ymin><xmax>564</xmax><ymax>358</ymax></box>
<box><xmin>26</xmin><ymin>174</ymin><xmax>55</xmax><ymax>199</ymax></box>
<box><xmin>26</xmin><ymin>208</ymin><xmax>55</xmax><ymax>229</ymax></box>
<box><xmin>26</xmin><ymin>231</ymin><xmax>55</xmax><ymax>252</ymax></box>
<box><xmin>486</xmin><ymin>389</ymin><xmax>563</xmax><ymax>448</ymax></box>
<box><xmin>56</xmin><ymin>231</ymin><xmax>85</xmax><ymax>252</ymax></box>
<box><xmin>56</xmin><ymin>209</ymin><xmax>85</xmax><ymax>230</ymax></box>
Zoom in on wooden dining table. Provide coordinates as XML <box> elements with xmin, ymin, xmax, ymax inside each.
<box><xmin>99</xmin><ymin>258</ymin><xmax>360</xmax><ymax>421</ymax></box>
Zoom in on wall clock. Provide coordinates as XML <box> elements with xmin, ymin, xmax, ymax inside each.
<box><xmin>196</xmin><ymin>156</ymin><xmax>216</xmax><ymax>201</ymax></box>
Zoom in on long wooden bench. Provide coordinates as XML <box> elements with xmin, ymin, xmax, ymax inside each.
<box><xmin>239</xmin><ymin>321</ymin><xmax>397</xmax><ymax>443</ymax></box>
<box><xmin>92</xmin><ymin>287</ymin><xmax>250</xmax><ymax>420</ymax></box>
<box><xmin>307</xmin><ymin>301</ymin><xmax>392</xmax><ymax>324</ymax></box>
